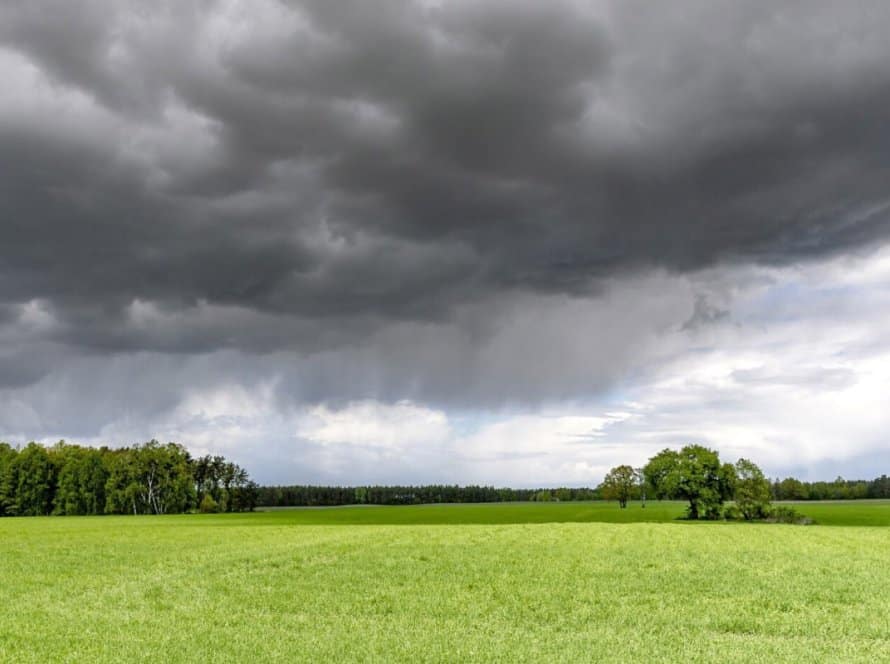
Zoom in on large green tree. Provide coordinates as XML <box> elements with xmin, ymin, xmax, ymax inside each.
<box><xmin>192</xmin><ymin>454</ymin><xmax>255</xmax><ymax>513</ymax></box>
<box><xmin>645</xmin><ymin>445</ymin><xmax>736</xmax><ymax>519</ymax></box>
<box><xmin>105</xmin><ymin>441</ymin><xmax>195</xmax><ymax>515</ymax></box>
<box><xmin>734</xmin><ymin>458</ymin><xmax>771</xmax><ymax>520</ymax></box>
<box><xmin>600</xmin><ymin>465</ymin><xmax>637</xmax><ymax>508</ymax></box>
<box><xmin>642</xmin><ymin>449</ymin><xmax>680</xmax><ymax>500</ymax></box>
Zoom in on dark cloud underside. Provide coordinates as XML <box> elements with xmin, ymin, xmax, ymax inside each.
<box><xmin>1</xmin><ymin>0</ymin><xmax>889</xmax><ymax>356</ymax></box>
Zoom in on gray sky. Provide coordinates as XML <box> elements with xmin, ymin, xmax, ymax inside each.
<box><xmin>2</xmin><ymin>0</ymin><xmax>890</xmax><ymax>485</ymax></box>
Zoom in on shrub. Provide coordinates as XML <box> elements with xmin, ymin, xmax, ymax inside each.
<box><xmin>765</xmin><ymin>505</ymin><xmax>813</xmax><ymax>525</ymax></box>
<box><xmin>199</xmin><ymin>493</ymin><xmax>219</xmax><ymax>513</ymax></box>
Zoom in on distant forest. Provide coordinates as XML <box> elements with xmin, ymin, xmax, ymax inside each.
<box><xmin>256</xmin><ymin>474</ymin><xmax>890</xmax><ymax>508</ymax></box>
<box><xmin>256</xmin><ymin>485</ymin><xmax>600</xmax><ymax>507</ymax></box>
<box><xmin>0</xmin><ymin>441</ymin><xmax>257</xmax><ymax>516</ymax></box>
<box><xmin>1</xmin><ymin>440</ymin><xmax>887</xmax><ymax>516</ymax></box>
<box><xmin>770</xmin><ymin>475</ymin><xmax>890</xmax><ymax>501</ymax></box>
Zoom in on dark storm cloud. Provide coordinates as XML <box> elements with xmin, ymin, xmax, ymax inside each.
<box><xmin>2</xmin><ymin>0</ymin><xmax>890</xmax><ymax>356</ymax></box>
<box><xmin>0</xmin><ymin>352</ymin><xmax>52</xmax><ymax>389</ymax></box>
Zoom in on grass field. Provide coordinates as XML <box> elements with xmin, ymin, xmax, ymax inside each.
<box><xmin>1</xmin><ymin>501</ymin><xmax>888</xmax><ymax>662</ymax></box>
<box><xmin>253</xmin><ymin>499</ymin><xmax>890</xmax><ymax>526</ymax></box>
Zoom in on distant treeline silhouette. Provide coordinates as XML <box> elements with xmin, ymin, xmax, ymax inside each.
<box><xmin>770</xmin><ymin>475</ymin><xmax>890</xmax><ymax>500</ymax></box>
<box><xmin>0</xmin><ymin>440</ymin><xmax>257</xmax><ymax>516</ymax></box>
<box><xmin>256</xmin><ymin>484</ymin><xmax>601</xmax><ymax>507</ymax></box>
<box><xmin>257</xmin><ymin>474</ymin><xmax>890</xmax><ymax>508</ymax></box>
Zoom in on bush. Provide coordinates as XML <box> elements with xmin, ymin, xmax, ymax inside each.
<box><xmin>723</xmin><ymin>503</ymin><xmax>813</xmax><ymax>524</ymax></box>
<box><xmin>199</xmin><ymin>493</ymin><xmax>219</xmax><ymax>513</ymax></box>
<box><xmin>765</xmin><ymin>505</ymin><xmax>813</xmax><ymax>525</ymax></box>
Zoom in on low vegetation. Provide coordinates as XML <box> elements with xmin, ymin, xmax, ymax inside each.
<box><xmin>0</xmin><ymin>501</ymin><xmax>887</xmax><ymax>662</ymax></box>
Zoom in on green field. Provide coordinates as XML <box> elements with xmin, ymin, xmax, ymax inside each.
<box><xmin>1</xmin><ymin>501</ymin><xmax>888</xmax><ymax>662</ymax></box>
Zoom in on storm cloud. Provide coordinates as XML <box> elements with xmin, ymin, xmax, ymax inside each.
<box><xmin>2</xmin><ymin>1</ymin><xmax>890</xmax><ymax>482</ymax></box>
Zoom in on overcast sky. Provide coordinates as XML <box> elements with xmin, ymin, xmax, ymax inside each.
<box><xmin>2</xmin><ymin>0</ymin><xmax>889</xmax><ymax>485</ymax></box>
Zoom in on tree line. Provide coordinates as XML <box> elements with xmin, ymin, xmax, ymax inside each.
<box><xmin>3</xmin><ymin>439</ymin><xmax>884</xmax><ymax>517</ymax></box>
<box><xmin>257</xmin><ymin>470</ymin><xmax>888</xmax><ymax>511</ymax></box>
<box><xmin>256</xmin><ymin>484</ymin><xmax>601</xmax><ymax>507</ymax></box>
<box><xmin>770</xmin><ymin>475</ymin><xmax>890</xmax><ymax>500</ymax></box>
<box><xmin>0</xmin><ymin>440</ymin><xmax>257</xmax><ymax>516</ymax></box>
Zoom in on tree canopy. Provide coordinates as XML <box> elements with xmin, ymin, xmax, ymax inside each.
<box><xmin>641</xmin><ymin>445</ymin><xmax>736</xmax><ymax>519</ymax></box>
<box><xmin>734</xmin><ymin>458</ymin><xmax>772</xmax><ymax>520</ymax></box>
<box><xmin>600</xmin><ymin>465</ymin><xmax>638</xmax><ymax>508</ymax></box>
<box><xmin>0</xmin><ymin>440</ymin><xmax>256</xmax><ymax>517</ymax></box>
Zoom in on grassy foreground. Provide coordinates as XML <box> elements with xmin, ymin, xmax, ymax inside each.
<box><xmin>1</xmin><ymin>502</ymin><xmax>888</xmax><ymax>662</ymax></box>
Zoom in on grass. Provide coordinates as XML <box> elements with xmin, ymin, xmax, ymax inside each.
<box><xmin>254</xmin><ymin>500</ymin><xmax>689</xmax><ymax>524</ymax></box>
<box><xmin>773</xmin><ymin>500</ymin><xmax>890</xmax><ymax>527</ymax></box>
<box><xmin>0</xmin><ymin>501</ymin><xmax>888</xmax><ymax>662</ymax></box>
<box><xmin>252</xmin><ymin>499</ymin><xmax>890</xmax><ymax>526</ymax></box>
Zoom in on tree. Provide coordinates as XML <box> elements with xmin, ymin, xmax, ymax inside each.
<box><xmin>774</xmin><ymin>477</ymin><xmax>809</xmax><ymax>500</ymax></box>
<box><xmin>642</xmin><ymin>449</ymin><xmax>680</xmax><ymax>500</ymax></box>
<box><xmin>193</xmin><ymin>454</ymin><xmax>254</xmax><ymax>512</ymax></box>
<box><xmin>104</xmin><ymin>442</ymin><xmax>195</xmax><ymax>515</ymax></box>
<box><xmin>600</xmin><ymin>465</ymin><xmax>637</xmax><ymax>508</ymax></box>
<box><xmin>647</xmin><ymin>445</ymin><xmax>736</xmax><ymax>519</ymax></box>
<box><xmin>734</xmin><ymin>458</ymin><xmax>771</xmax><ymax>520</ymax></box>
<box><xmin>0</xmin><ymin>443</ymin><xmax>18</xmax><ymax>516</ymax></box>
<box><xmin>48</xmin><ymin>443</ymin><xmax>109</xmax><ymax>516</ymax></box>
<box><xmin>12</xmin><ymin>442</ymin><xmax>58</xmax><ymax>516</ymax></box>
<box><xmin>868</xmin><ymin>475</ymin><xmax>890</xmax><ymax>499</ymax></box>
<box><xmin>104</xmin><ymin>447</ymin><xmax>142</xmax><ymax>515</ymax></box>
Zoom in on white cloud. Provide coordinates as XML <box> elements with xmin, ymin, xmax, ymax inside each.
<box><xmin>297</xmin><ymin>400</ymin><xmax>451</xmax><ymax>449</ymax></box>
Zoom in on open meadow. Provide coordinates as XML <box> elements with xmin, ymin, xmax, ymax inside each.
<box><xmin>1</xmin><ymin>501</ymin><xmax>889</xmax><ymax>662</ymax></box>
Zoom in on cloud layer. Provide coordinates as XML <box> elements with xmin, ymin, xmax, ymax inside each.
<box><xmin>2</xmin><ymin>1</ymin><xmax>889</xmax><ymax>483</ymax></box>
